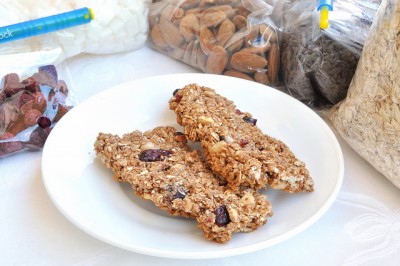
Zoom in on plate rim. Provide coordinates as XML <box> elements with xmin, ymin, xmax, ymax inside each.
<box><xmin>42</xmin><ymin>73</ymin><xmax>344</xmax><ymax>259</ymax></box>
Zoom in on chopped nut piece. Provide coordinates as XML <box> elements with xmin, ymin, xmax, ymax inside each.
<box><xmin>198</xmin><ymin>116</ymin><xmax>214</xmax><ymax>125</ymax></box>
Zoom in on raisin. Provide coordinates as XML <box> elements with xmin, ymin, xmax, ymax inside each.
<box><xmin>139</xmin><ymin>149</ymin><xmax>173</xmax><ymax>162</ymax></box>
<box><xmin>219</xmin><ymin>135</ymin><xmax>225</xmax><ymax>141</ymax></box>
<box><xmin>0</xmin><ymin>141</ymin><xmax>25</xmax><ymax>154</ymax></box>
<box><xmin>27</xmin><ymin>127</ymin><xmax>49</xmax><ymax>149</ymax></box>
<box><xmin>243</xmin><ymin>116</ymin><xmax>257</xmax><ymax>126</ymax></box>
<box><xmin>37</xmin><ymin>116</ymin><xmax>51</xmax><ymax>128</ymax></box>
<box><xmin>172</xmin><ymin>88</ymin><xmax>180</xmax><ymax>96</ymax></box>
<box><xmin>19</xmin><ymin>92</ymin><xmax>35</xmax><ymax>107</ymax></box>
<box><xmin>166</xmin><ymin>184</ymin><xmax>187</xmax><ymax>201</ymax></box>
<box><xmin>215</xmin><ymin>205</ymin><xmax>231</xmax><ymax>226</ymax></box>
<box><xmin>173</xmin><ymin>189</ymin><xmax>186</xmax><ymax>200</ymax></box>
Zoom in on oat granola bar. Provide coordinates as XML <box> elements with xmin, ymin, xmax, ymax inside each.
<box><xmin>94</xmin><ymin>126</ymin><xmax>272</xmax><ymax>243</ymax></box>
<box><xmin>169</xmin><ymin>84</ymin><xmax>314</xmax><ymax>193</ymax></box>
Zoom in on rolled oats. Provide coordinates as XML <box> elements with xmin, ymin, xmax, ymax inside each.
<box><xmin>331</xmin><ymin>0</ymin><xmax>400</xmax><ymax>189</ymax></box>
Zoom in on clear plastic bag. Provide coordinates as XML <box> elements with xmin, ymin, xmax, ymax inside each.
<box><xmin>147</xmin><ymin>0</ymin><xmax>282</xmax><ymax>86</ymax></box>
<box><xmin>0</xmin><ymin>0</ymin><xmax>150</xmax><ymax>62</ymax></box>
<box><xmin>279</xmin><ymin>0</ymin><xmax>381</xmax><ymax>107</ymax></box>
<box><xmin>330</xmin><ymin>0</ymin><xmax>400</xmax><ymax>189</ymax></box>
<box><xmin>0</xmin><ymin>50</ymin><xmax>77</xmax><ymax>158</ymax></box>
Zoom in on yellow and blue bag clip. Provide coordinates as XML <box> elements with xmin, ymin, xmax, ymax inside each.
<box><xmin>317</xmin><ymin>0</ymin><xmax>334</xmax><ymax>29</ymax></box>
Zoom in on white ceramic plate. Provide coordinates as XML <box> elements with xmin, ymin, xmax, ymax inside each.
<box><xmin>42</xmin><ymin>73</ymin><xmax>343</xmax><ymax>259</ymax></box>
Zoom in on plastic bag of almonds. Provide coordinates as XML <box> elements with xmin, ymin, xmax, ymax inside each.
<box><xmin>330</xmin><ymin>0</ymin><xmax>400</xmax><ymax>189</ymax></box>
<box><xmin>0</xmin><ymin>51</ymin><xmax>77</xmax><ymax>158</ymax></box>
<box><xmin>148</xmin><ymin>0</ymin><xmax>281</xmax><ymax>85</ymax></box>
<box><xmin>280</xmin><ymin>0</ymin><xmax>381</xmax><ymax>107</ymax></box>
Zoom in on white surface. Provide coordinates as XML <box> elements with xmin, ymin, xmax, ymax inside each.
<box><xmin>41</xmin><ymin>74</ymin><xmax>343</xmax><ymax>259</ymax></box>
<box><xmin>1</xmin><ymin>46</ymin><xmax>400</xmax><ymax>265</ymax></box>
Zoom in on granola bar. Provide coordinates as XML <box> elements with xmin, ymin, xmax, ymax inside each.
<box><xmin>169</xmin><ymin>84</ymin><xmax>314</xmax><ymax>193</ymax></box>
<box><xmin>94</xmin><ymin>126</ymin><xmax>272</xmax><ymax>243</ymax></box>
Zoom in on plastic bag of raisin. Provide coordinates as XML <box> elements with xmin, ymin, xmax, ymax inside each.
<box><xmin>148</xmin><ymin>0</ymin><xmax>283</xmax><ymax>86</ymax></box>
<box><xmin>0</xmin><ymin>50</ymin><xmax>77</xmax><ymax>158</ymax></box>
<box><xmin>279</xmin><ymin>0</ymin><xmax>381</xmax><ymax>107</ymax></box>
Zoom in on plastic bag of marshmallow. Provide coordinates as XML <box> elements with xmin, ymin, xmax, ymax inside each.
<box><xmin>0</xmin><ymin>0</ymin><xmax>150</xmax><ymax>62</ymax></box>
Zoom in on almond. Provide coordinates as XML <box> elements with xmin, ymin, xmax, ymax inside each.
<box><xmin>225</xmin><ymin>33</ymin><xmax>244</xmax><ymax>53</ymax></box>
<box><xmin>150</xmin><ymin>24</ymin><xmax>168</xmax><ymax>48</ymax></box>
<box><xmin>183</xmin><ymin>41</ymin><xmax>195</xmax><ymax>64</ymax></box>
<box><xmin>254</xmin><ymin>71</ymin><xmax>270</xmax><ymax>85</ymax></box>
<box><xmin>206</xmin><ymin>5</ymin><xmax>235</xmax><ymax>18</ymax></box>
<box><xmin>159</xmin><ymin>18</ymin><xmax>184</xmax><ymax>48</ymax></box>
<box><xmin>180</xmin><ymin>0</ymin><xmax>202</xmax><ymax>10</ymax></box>
<box><xmin>237</xmin><ymin>6</ymin><xmax>251</xmax><ymax>17</ymax></box>
<box><xmin>267</xmin><ymin>43</ymin><xmax>279</xmax><ymax>83</ymax></box>
<box><xmin>260</xmin><ymin>24</ymin><xmax>277</xmax><ymax>43</ymax></box>
<box><xmin>217</xmin><ymin>19</ymin><xmax>235</xmax><ymax>47</ymax></box>
<box><xmin>195</xmin><ymin>43</ymin><xmax>208</xmax><ymax>72</ymax></box>
<box><xmin>200</xmin><ymin>10</ymin><xmax>226</xmax><ymax>27</ymax></box>
<box><xmin>231</xmin><ymin>51</ymin><xmax>268</xmax><ymax>73</ymax></box>
<box><xmin>191</xmin><ymin>41</ymin><xmax>200</xmax><ymax>67</ymax></box>
<box><xmin>179</xmin><ymin>13</ymin><xmax>200</xmax><ymax>41</ymax></box>
<box><xmin>224</xmin><ymin>70</ymin><xmax>254</xmax><ymax>81</ymax></box>
<box><xmin>186</xmin><ymin>7</ymin><xmax>202</xmax><ymax>15</ymax></box>
<box><xmin>233</xmin><ymin>15</ymin><xmax>247</xmax><ymax>31</ymax></box>
<box><xmin>244</xmin><ymin>25</ymin><xmax>260</xmax><ymax>47</ymax></box>
<box><xmin>171</xmin><ymin>45</ymin><xmax>185</xmax><ymax>60</ymax></box>
<box><xmin>240</xmin><ymin>43</ymin><xmax>271</xmax><ymax>55</ymax></box>
<box><xmin>206</xmin><ymin>46</ymin><xmax>228</xmax><ymax>74</ymax></box>
<box><xmin>161</xmin><ymin>4</ymin><xmax>181</xmax><ymax>20</ymax></box>
<box><xmin>199</xmin><ymin>27</ymin><xmax>216</xmax><ymax>55</ymax></box>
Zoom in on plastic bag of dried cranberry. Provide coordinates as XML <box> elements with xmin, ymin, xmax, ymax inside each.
<box><xmin>0</xmin><ymin>55</ymin><xmax>77</xmax><ymax>158</ymax></box>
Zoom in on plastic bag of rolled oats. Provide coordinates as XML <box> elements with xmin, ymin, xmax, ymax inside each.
<box><xmin>330</xmin><ymin>0</ymin><xmax>400</xmax><ymax>189</ymax></box>
<box><xmin>147</xmin><ymin>0</ymin><xmax>282</xmax><ymax>86</ymax></box>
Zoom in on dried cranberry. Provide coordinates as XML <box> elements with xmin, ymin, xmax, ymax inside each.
<box><xmin>19</xmin><ymin>92</ymin><xmax>35</xmax><ymax>107</ymax></box>
<box><xmin>37</xmin><ymin>116</ymin><xmax>51</xmax><ymax>128</ymax></box>
<box><xmin>3</xmin><ymin>73</ymin><xmax>24</xmax><ymax>97</ymax></box>
<box><xmin>27</xmin><ymin>127</ymin><xmax>49</xmax><ymax>149</ymax></box>
<box><xmin>235</xmin><ymin>109</ymin><xmax>242</xmax><ymax>115</ymax></box>
<box><xmin>215</xmin><ymin>205</ymin><xmax>231</xmax><ymax>226</ymax></box>
<box><xmin>21</xmin><ymin>77</ymin><xmax>39</xmax><ymax>93</ymax></box>
<box><xmin>243</xmin><ymin>116</ymin><xmax>257</xmax><ymax>126</ymax></box>
<box><xmin>175</xmin><ymin>94</ymin><xmax>183</xmax><ymax>103</ymax></box>
<box><xmin>0</xmin><ymin>141</ymin><xmax>25</xmax><ymax>154</ymax></box>
<box><xmin>139</xmin><ymin>149</ymin><xmax>173</xmax><ymax>162</ymax></box>
<box><xmin>239</xmin><ymin>139</ymin><xmax>249</xmax><ymax>147</ymax></box>
<box><xmin>39</xmin><ymin>65</ymin><xmax>58</xmax><ymax>81</ymax></box>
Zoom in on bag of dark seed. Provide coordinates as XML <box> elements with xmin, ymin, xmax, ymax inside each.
<box><xmin>279</xmin><ymin>0</ymin><xmax>381</xmax><ymax>107</ymax></box>
<box><xmin>148</xmin><ymin>0</ymin><xmax>283</xmax><ymax>86</ymax></box>
<box><xmin>0</xmin><ymin>50</ymin><xmax>78</xmax><ymax>158</ymax></box>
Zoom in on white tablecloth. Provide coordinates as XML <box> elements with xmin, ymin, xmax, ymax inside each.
<box><xmin>1</xmin><ymin>46</ymin><xmax>399</xmax><ymax>266</ymax></box>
